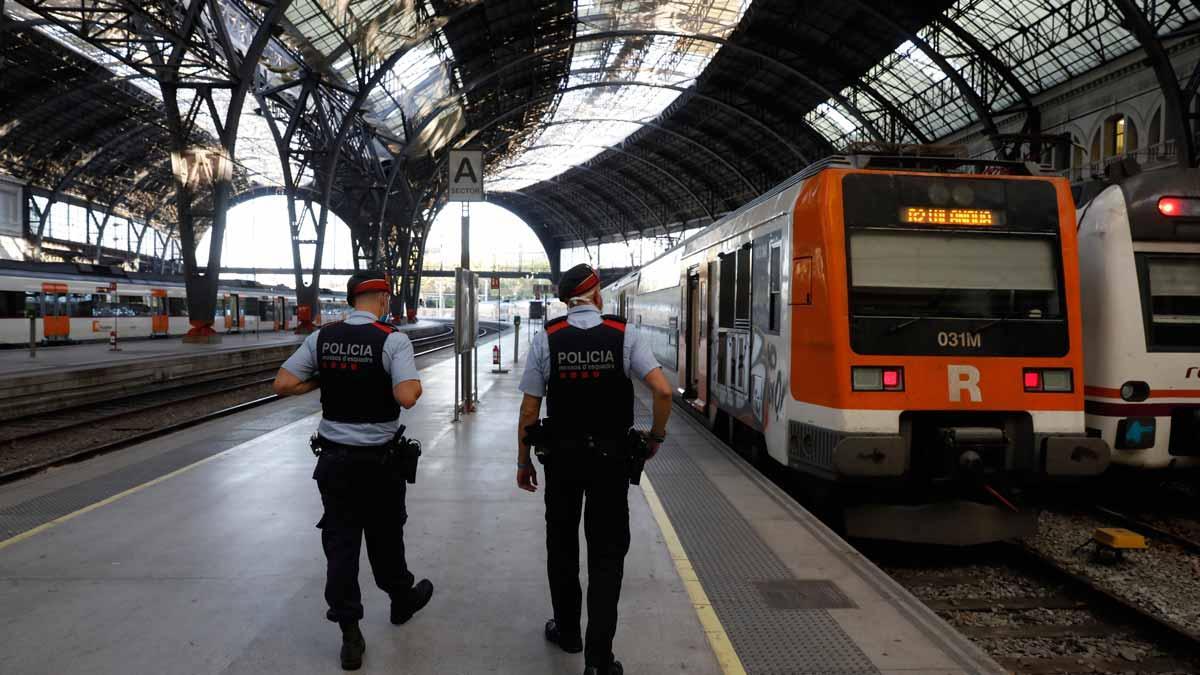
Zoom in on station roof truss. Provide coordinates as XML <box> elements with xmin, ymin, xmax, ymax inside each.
<box><xmin>4</xmin><ymin>0</ymin><xmax>1200</xmax><ymax>265</ymax></box>
<box><xmin>0</xmin><ymin>14</ymin><xmax>217</xmax><ymax>240</ymax></box>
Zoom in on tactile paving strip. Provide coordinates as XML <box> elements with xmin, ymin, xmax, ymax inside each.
<box><xmin>0</xmin><ymin>439</ymin><xmax>232</xmax><ymax>540</ymax></box>
<box><xmin>637</xmin><ymin>404</ymin><xmax>881</xmax><ymax>675</ymax></box>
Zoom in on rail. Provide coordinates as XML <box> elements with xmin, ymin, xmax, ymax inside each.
<box><xmin>0</xmin><ymin>323</ymin><xmax>489</xmax><ymax>485</ymax></box>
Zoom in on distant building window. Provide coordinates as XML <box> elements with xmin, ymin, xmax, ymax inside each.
<box><xmin>1102</xmin><ymin>114</ymin><xmax>1137</xmax><ymax>158</ymax></box>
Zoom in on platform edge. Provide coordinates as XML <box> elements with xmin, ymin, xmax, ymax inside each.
<box><xmin>641</xmin><ymin>476</ymin><xmax>748</xmax><ymax>675</ymax></box>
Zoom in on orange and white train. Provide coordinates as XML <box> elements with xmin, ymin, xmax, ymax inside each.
<box><xmin>605</xmin><ymin>154</ymin><xmax>1111</xmax><ymax>544</ymax></box>
<box><xmin>0</xmin><ymin>260</ymin><xmax>349</xmax><ymax>345</ymax></box>
<box><xmin>1078</xmin><ymin>167</ymin><xmax>1200</xmax><ymax>469</ymax></box>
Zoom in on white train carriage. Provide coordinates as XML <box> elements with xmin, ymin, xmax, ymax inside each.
<box><xmin>1078</xmin><ymin>167</ymin><xmax>1200</xmax><ymax>468</ymax></box>
<box><xmin>0</xmin><ymin>261</ymin><xmax>342</xmax><ymax>345</ymax></box>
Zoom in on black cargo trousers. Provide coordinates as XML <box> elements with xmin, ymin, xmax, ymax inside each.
<box><xmin>314</xmin><ymin>452</ymin><xmax>415</xmax><ymax>623</ymax></box>
<box><xmin>543</xmin><ymin>451</ymin><xmax>632</xmax><ymax>669</ymax></box>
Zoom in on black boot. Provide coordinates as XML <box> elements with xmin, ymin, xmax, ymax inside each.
<box><xmin>339</xmin><ymin>621</ymin><xmax>366</xmax><ymax>671</ymax></box>
<box><xmin>391</xmin><ymin>579</ymin><xmax>434</xmax><ymax>625</ymax></box>
<box><xmin>583</xmin><ymin>659</ymin><xmax>623</xmax><ymax>675</ymax></box>
<box><xmin>545</xmin><ymin>619</ymin><xmax>583</xmax><ymax>654</ymax></box>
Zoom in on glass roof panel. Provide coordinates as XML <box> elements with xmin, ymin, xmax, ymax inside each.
<box><xmin>826</xmin><ymin>0</ymin><xmax>1200</xmax><ymax>149</ymax></box>
<box><xmin>489</xmin><ymin>0</ymin><xmax>751</xmax><ymax>191</ymax></box>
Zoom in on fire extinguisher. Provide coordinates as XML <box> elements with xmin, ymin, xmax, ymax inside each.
<box><xmin>109</xmin><ymin>330</ymin><xmax>120</xmax><ymax>352</ymax></box>
<box><xmin>492</xmin><ymin>344</ymin><xmax>500</xmax><ymax>365</ymax></box>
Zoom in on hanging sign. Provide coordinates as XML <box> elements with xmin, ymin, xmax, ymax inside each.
<box><xmin>448</xmin><ymin>149</ymin><xmax>483</xmax><ymax>202</ymax></box>
<box><xmin>490</xmin><ymin>276</ymin><xmax>500</xmax><ymax>290</ymax></box>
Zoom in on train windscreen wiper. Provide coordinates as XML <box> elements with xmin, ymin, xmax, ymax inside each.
<box><xmin>974</xmin><ymin>314</ymin><xmax>1013</xmax><ymax>334</ymax></box>
<box><xmin>885</xmin><ymin>316</ymin><xmax>922</xmax><ymax>334</ymax></box>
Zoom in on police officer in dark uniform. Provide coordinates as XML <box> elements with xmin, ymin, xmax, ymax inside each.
<box><xmin>516</xmin><ymin>264</ymin><xmax>675</xmax><ymax>675</ymax></box>
<box><xmin>273</xmin><ymin>271</ymin><xmax>434</xmax><ymax>671</ymax></box>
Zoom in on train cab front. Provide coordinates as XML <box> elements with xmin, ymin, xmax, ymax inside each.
<box><xmin>801</xmin><ymin>169</ymin><xmax>1111</xmax><ymax>544</ymax></box>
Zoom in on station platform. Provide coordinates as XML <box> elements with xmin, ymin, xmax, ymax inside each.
<box><xmin>0</xmin><ymin>330</ymin><xmax>1002</xmax><ymax>674</ymax></box>
<box><xmin>0</xmin><ymin>320</ymin><xmax>446</xmax><ymax>377</ymax></box>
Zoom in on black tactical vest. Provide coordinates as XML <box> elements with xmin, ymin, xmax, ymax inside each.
<box><xmin>546</xmin><ymin>314</ymin><xmax>633</xmax><ymax>436</ymax></box>
<box><xmin>316</xmin><ymin>320</ymin><xmax>402</xmax><ymax>424</ymax></box>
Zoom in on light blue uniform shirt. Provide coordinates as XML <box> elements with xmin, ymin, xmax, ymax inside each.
<box><xmin>519</xmin><ymin>305</ymin><xmax>661</xmax><ymax>397</ymax></box>
<box><xmin>281</xmin><ymin>310</ymin><xmax>420</xmax><ymax>446</ymax></box>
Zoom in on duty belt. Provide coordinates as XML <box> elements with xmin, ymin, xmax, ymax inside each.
<box><xmin>310</xmin><ymin>434</ymin><xmax>389</xmax><ymax>461</ymax></box>
<box><xmin>549</xmin><ymin>434</ymin><xmax>626</xmax><ymax>454</ymax></box>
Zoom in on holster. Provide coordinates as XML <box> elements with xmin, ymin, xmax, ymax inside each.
<box><xmin>389</xmin><ymin>424</ymin><xmax>422</xmax><ymax>485</ymax></box>
<box><xmin>624</xmin><ymin>428</ymin><xmax>651</xmax><ymax>486</ymax></box>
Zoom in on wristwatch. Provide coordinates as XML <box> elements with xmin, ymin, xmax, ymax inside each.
<box><xmin>647</xmin><ymin>430</ymin><xmax>666</xmax><ymax>443</ymax></box>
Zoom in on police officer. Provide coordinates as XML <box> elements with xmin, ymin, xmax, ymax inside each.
<box><xmin>516</xmin><ymin>264</ymin><xmax>675</xmax><ymax>675</ymax></box>
<box><xmin>273</xmin><ymin>271</ymin><xmax>434</xmax><ymax>671</ymax></box>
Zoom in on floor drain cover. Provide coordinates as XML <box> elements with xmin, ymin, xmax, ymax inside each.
<box><xmin>756</xmin><ymin>580</ymin><xmax>857</xmax><ymax>610</ymax></box>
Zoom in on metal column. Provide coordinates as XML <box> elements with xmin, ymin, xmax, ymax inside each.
<box><xmin>460</xmin><ymin>202</ymin><xmax>473</xmax><ymax>411</ymax></box>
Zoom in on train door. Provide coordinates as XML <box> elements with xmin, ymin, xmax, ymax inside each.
<box><xmin>731</xmin><ymin>244</ymin><xmax>752</xmax><ymax>395</ymax></box>
<box><xmin>151</xmin><ymin>290</ymin><xmax>168</xmax><ymax>336</ymax></box>
<box><xmin>40</xmin><ymin>283</ymin><xmax>69</xmax><ymax>341</ymax></box>
<box><xmin>714</xmin><ymin>246</ymin><xmax>752</xmax><ymax>400</ymax></box>
<box><xmin>618</xmin><ymin>290</ymin><xmax>629</xmax><ymax>320</ymax></box>
<box><xmin>224</xmin><ymin>293</ymin><xmax>240</xmax><ymax>332</ymax></box>
<box><xmin>276</xmin><ymin>296</ymin><xmax>287</xmax><ymax>330</ymax></box>
<box><xmin>684</xmin><ymin>267</ymin><xmax>700</xmax><ymax>399</ymax></box>
<box><xmin>706</xmin><ymin>259</ymin><xmax>719</xmax><ymax>419</ymax></box>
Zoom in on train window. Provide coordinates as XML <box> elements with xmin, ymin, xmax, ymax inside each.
<box><xmin>1139</xmin><ymin>255</ymin><xmax>1200</xmax><ymax>351</ymax></box>
<box><xmin>24</xmin><ymin>293</ymin><xmax>40</xmax><ymax>318</ymax></box>
<box><xmin>0</xmin><ymin>291</ymin><xmax>26</xmax><ymax>318</ymax></box>
<box><xmin>735</xmin><ymin>245</ymin><xmax>751</xmax><ymax>325</ymax></box>
<box><xmin>71</xmin><ymin>294</ymin><xmax>97</xmax><ymax>317</ymax></box>
<box><xmin>716</xmin><ymin>335</ymin><xmax>727</xmax><ymax>385</ymax></box>
<box><xmin>244</xmin><ymin>297</ymin><xmax>260</xmax><ymax>315</ymax></box>
<box><xmin>718</xmin><ymin>253</ymin><xmax>735</xmax><ymax>329</ymax></box>
<box><xmin>768</xmin><ymin>243</ymin><xmax>782</xmax><ymax>333</ymax></box>
<box><xmin>849</xmin><ymin>231</ymin><xmax>1061</xmax><ymax>319</ymax></box>
<box><xmin>167</xmin><ymin>297</ymin><xmax>187</xmax><ymax>316</ymax></box>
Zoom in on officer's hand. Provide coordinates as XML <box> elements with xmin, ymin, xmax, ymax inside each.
<box><xmin>645</xmin><ymin>440</ymin><xmax>661</xmax><ymax>460</ymax></box>
<box><xmin>517</xmin><ymin>465</ymin><xmax>538</xmax><ymax>492</ymax></box>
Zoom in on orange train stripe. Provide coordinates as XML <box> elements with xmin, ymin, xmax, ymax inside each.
<box><xmin>1085</xmin><ymin>385</ymin><xmax>1200</xmax><ymax>399</ymax></box>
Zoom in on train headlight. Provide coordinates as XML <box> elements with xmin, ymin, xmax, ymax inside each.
<box><xmin>852</xmin><ymin>366</ymin><xmax>904</xmax><ymax>391</ymax></box>
<box><xmin>1120</xmin><ymin>381</ymin><xmax>1150</xmax><ymax>402</ymax></box>
<box><xmin>1023</xmin><ymin>368</ymin><xmax>1073</xmax><ymax>392</ymax></box>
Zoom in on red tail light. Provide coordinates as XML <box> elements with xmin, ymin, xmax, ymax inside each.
<box><xmin>1024</xmin><ymin>371</ymin><xmax>1041</xmax><ymax>390</ymax></box>
<box><xmin>1158</xmin><ymin>197</ymin><xmax>1200</xmax><ymax>217</ymax></box>
<box><xmin>882</xmin><ymin>368</ymin><xmax>901</xmax><ymax>389</ymax></box>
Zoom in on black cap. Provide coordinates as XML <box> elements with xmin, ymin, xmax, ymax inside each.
<box><xmin>347</xmin><ymin>270</ymin><xmax>389</xmax><ymax>304</ymax></box>
<box><xmin>558</xmin><ymin>263</ymin><xmax>600</xmax><ymax>302</ymax></box>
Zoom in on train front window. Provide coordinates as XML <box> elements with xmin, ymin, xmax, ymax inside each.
<box><xmin>1140</xmin><ymin>255</ymin><xmax>1200</xmax><ymax>351</ymax></box>
<box><xmin>847</xmin><ymin>230</ymin><xmax>1069</xmax><ymax>357</ymax></box>
<box><xmin>849</xmin><ymin>231</ymin><xmax>1062</xmax><ymax>319</ymax></box>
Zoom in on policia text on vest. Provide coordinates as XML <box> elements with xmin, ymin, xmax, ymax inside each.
<box><xmin>273</xmin><ymin>271</ymin><xmax>433</xmax><ymax>672</ymax></box>
<box><xmin>516</xmin><ymin>264</ymin><xmax>676</xmax><ymax>675</ymax></box>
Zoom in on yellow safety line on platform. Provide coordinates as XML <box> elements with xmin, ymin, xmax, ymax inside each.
<box><xmin>0</xmin><ymin>417</ymin><xmax>311</xmax><ymax>552</ymax></box>
<box><xmin>641</xmin><ymin>476</ymin><xmax>747</xmax><ymax>675</ymax></box>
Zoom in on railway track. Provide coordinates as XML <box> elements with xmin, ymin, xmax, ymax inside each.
<box><xmin>0</xmin><ymin>323</ymin><xmax>463</xmax><ymax>484</ymax></box>
<box><xmin>702</xmin><ymin>414</ymin><xmax>1200</xmax><ymax>674</ymax></box>
<box><xmin>875</xmin><ymin>541</ymin><xmax>1200</xmax><ymax>674</ymax></box>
